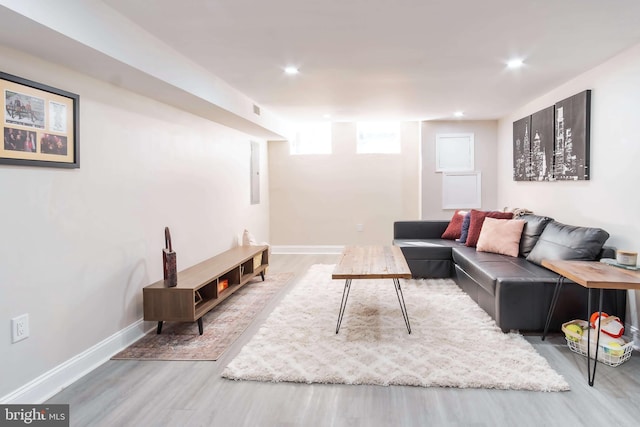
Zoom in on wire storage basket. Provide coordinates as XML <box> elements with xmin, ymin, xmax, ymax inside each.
<box><xmin>562</xmin><ymin>319</ymin><xmax>633</xmax><ymax>367</ymax></box>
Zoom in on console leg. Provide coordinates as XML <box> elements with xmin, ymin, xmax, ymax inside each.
<box><xmin>156</xmin><ymin>321</ymin><xmax>163</xmax><ymax>334</ymax></box>
<box><xmin>260</xmin><ymin>271</ymin><xmax>265</xmax><ymax>281</ymax></box>
<box><xmin>197</xmin><ymin>317</ymin><xmax>204</xmax><ymax>335</ymax></box>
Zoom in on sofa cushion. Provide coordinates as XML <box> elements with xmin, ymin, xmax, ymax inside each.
<box><xmin>393</xmin><ymin>239</ymin><xmax>459</xmax><ymax>260</ymax></box>
<box><xmin>441</xmin><ymin>210</ymin><xmax>468</xmax><ymax>240</ymax></box>
<box><xmin>476</xmin><ymin>218</ymin><xmax>526</xmax><ymax>257</ymax></box>
<box><xmin>465</xmin><ymin>210</ymin><xmax>514</xmax><ymax>248</ymax></box>
<box><xmin>452</xmin><ymin>246</ymin><xmax>552</xmax><ymax>296</ymax></box>
<box><xmin>518</xmin><ymin>214</ymin><xmax>554</xmax><ymax>257</ymax></box>
<box><xmin>526</xmin><ymin>221</ymin><xmax>610</xmax><ymax>266</ymax></box>
<box><xmin>458</xmin><ymin>212</ymin><xmax>472</xmax><ymax>243</ymax></box>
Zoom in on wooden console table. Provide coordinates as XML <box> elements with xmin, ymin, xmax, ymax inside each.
<box><xmin>541</xmin><ymin>259</ymin><xmax>640</xmax><ymax>386</ymax></box>
<box><xmin>143</xmin><ymin>245</ymin><xmax>269</xmax><ymax>335</ymax></box>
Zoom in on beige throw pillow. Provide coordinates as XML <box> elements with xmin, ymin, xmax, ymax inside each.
<box><xmin>476</xmin><ymin>218</ymin><xmax>526</xmax><ymax>257</ymax></box>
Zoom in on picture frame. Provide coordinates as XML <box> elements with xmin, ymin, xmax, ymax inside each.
<box><xmin>1</xmin><ymin>71</ymin><xmax>79</xmax><ymax>168</ymax></box>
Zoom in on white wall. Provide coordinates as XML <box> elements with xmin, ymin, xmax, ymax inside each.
<box><xmin>421</xmin><ymin>120</ymin><xmax>498</xmax><ymax>219</ymax></box>
<box><xmin>497</xmin><ymin>42</ymin><xmax>640</xmax><ymax>344</ymax></box>
<box><xmin>0</xmin><ymin>46</ymin><xmax>270</xmax><ymax>398</ymax></box>
<box><xmin>269</xmin><ymin>121</ymin><xmax>420</xmax><ymax>246</ymax></box>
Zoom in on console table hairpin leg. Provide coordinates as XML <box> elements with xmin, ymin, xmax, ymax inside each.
<box><xmin>542</xmin><ymin>272</ymin><xmax>606</xmax><ymax>386</ymax></box>
<box><xmin>542</xmin><ymin>276</ymin><xmax>565</xmax><ymax>341</ymax></box>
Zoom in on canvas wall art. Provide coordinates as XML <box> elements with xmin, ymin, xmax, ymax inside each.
<box><xmin>530</xmin><ymin>106</ymin><xmax>555</xmax><ymax>181</ymax></box>
<box><xmin>512</xmin><ymin>115</ymin><xmax>531</xmax><ymax>181</ymax></box>
<box><xmin>554</xmin><ymin>90</ymin><xmax>591</xmax><ymax>180</ymax></box>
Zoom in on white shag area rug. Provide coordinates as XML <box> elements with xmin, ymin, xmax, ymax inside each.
<box><xmin>222</xmin><ymin>264</ymin><xmax>569</xmax><ymax>392</ymax></box>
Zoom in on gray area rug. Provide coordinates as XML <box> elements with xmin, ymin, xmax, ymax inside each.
<box><xmin>112</xmin><ymin>272</ymin><xmax>294</xmax><ymax>361</ymax></box>
<box><xmin>222</xmin><ymin>264</ymin><xmax>569</xmax><ymax>391</ymax></box>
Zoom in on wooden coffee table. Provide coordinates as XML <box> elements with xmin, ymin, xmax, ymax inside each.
<box><xmin>332</xmin><ymin>245</ymin><xmax>413</xmax><ymax>334</ymax></box>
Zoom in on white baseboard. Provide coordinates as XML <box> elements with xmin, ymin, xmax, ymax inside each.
<box><xmin>271</xmin><ymin>245</ymin><xmax>344</xmax><ymax>255</ymax></box>
<box><xmin>0</xmin><ymin>319</ymin><xmax>151</xmax><ymax>404</ymax></box>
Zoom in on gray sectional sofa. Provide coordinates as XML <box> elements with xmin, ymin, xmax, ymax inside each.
<box><xmin>393</xmin><ymin>214</ymin><xmax>627</xmax><ymax>332</ymax></box>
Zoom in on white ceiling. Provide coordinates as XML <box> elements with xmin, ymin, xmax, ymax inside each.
<box><xmin>13</xmin><ymin>0</ymin><xmax>640</xmax><ymax>124</ymax></box>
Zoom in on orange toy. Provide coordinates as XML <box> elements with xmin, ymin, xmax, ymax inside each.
<box><xmin>589</xmin><ymin>312</ymin><xmax>625</xmax><ymax>338</ymax></box>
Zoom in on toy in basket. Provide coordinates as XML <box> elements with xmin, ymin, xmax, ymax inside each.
<box><xmin>562</xmin><ymin>319</ymin><xmax>633</xmax><ymax>367</ymax></box>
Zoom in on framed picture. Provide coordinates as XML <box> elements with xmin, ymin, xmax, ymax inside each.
<box><xmin>512</xmin><ymin>115</ymin><xmax>531</xmax><ymax>181</ymax></box>
<box><xmin>554</xmin><ymin>90</ymin><xmax>591</xmax><ymax>180</ymax></box>
<box><xmin>530</xmin><ymin>106</ymin><xmax>555</xmax><ymax>181</ymax></box>
<box><xmin>1</xmin><ymin>72</ymin><xmax>79</xmax><ymax>168</ymax></box>
<box><xmin>435</xmin><ymin>133</ymin><xmax>474</xmax><ymax>172</ymax></box>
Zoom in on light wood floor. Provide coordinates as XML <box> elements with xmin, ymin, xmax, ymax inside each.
<box><xmin>47</xmin><ymin>254</ymin><xmax>640</xmax><ymax>426</ymax></box>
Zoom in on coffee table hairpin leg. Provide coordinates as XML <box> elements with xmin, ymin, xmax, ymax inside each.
<box><xmin>336</xmin><ymin>279</ymin><xmax>352</xmax><ymax>334</ymax></box>
<box><xmin>394</xmin><ymin>278</ymin><xmax>411</xmax><ymax>334</ymax></box>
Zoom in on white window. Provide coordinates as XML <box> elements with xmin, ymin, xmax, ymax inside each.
<box><xmin>356</xmin><ymin>121</ymin><xmax>401</xmax><ymax>154</ymax></box>
<box><xmin>289</xmin><ymin>122</ymin><xmax>332</xmax><ymax>155</ymax></box>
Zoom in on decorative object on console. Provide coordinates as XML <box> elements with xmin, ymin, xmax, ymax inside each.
<box><xmin>217</xmin><ymin>279</ymin><xmax>229</xmax><ymax>293</ymax></box>
<box><xmin>242</xmin><ymin>229</ymin><xmax>258</xmax><ymax>246</ymax></box>
<box><xmin>616</xmin><ymin>250</ymin><xmax>637</xmax><ymax>266</ymax></box>
<box><xmin>476</xmin><ymin>218</ymin><xmax>526</xmax><ymax>257</ymax></box>
<box><xmin>554</xmin><ymin>90</ymin><xmax>591</xmax><ymax>181</ymax></box>
<box><xmin>163</xmin><ymin>226</ymin><xmax>177</xmax><ymax>287</ymax></box>
<box><xmin>600</xmin><ymin>258</ymin><xmax>640</xmax><ymax>271</ymax></box>
<box><xmin>441</xmin><ymin>210</ymin><xmax>468</xmax><ymax>240</ymax></box>
<box><xmin>465</xmin><ymin>210</ymin><xmax>514</xmax><ymax>248</ymax></box>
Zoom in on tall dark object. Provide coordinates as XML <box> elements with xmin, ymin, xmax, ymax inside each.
<box><xmin>530</xmin><ymin>106</ymin><xmax>555</xmax><ymax>181</ymax></box>
<box><xmin>554</xmin><ymin>90</ymin><xmax>591</xmax><ymax>180</ymax></box>
<box><xmin>163</xmin><ymin>227</ymin><xmax>177</xmax><ymax>287</ymax></box>
<box><xmin>512</xmin><ymin>115</ymin><xmax>531</xmax><ymax>181</ymax></box>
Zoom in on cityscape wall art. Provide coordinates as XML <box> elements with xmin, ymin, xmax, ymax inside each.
<box><xmin>512</xmin><ymin>90</ymin><xmax>591</xmax><ymax>181</ymax></box>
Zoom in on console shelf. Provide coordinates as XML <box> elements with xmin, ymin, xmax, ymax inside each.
<box><xmin>143</xmin><ymin>245</ymin><xmax>269</xmax><ymax>335</ymax></box>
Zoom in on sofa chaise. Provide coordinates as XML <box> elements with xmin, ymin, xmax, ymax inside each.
<box><xmin>393</xmin><ymin>213</ymin><xmax>627</xmax><ymax>332</ymax></box>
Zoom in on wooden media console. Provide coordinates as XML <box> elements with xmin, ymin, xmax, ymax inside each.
<box><xmin>143</xmin><ymin>245</ymin><xmax>269</xmax><ymax>335</ymax></box>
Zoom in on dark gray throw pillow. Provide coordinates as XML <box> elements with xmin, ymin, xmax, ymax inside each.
<box><xmin>518</xmin><ymin>214</ymin><xmax>554</xmax><ymax>257</ymax></box>
<box><xmin>526</xmin><ymin>220</ymin><xmax>610</xmax><ymax>266</ymax></box>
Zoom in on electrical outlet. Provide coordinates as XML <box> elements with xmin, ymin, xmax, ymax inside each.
<box><xmin>11</xmin><ymin>314</ymin><xmax>29</xmax><ymax>343</ymax></box>
<box><xmin>356</xmin><ymin>224</ymin><xmax>364</xmax><ymax>232</ymax></box>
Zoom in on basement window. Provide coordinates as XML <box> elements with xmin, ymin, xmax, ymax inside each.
<box><xmin>290</xmin><ymin>122</ymin><xmax>332</xmax><ymax>155</ymax></box>
<box><xmin>356</xmin><ymin>121</ymin><xmax>401</xmax><ymax>154</ymax></box>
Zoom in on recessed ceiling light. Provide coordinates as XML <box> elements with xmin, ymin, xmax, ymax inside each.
<box><xmin>323</xmin><ymin>114</ymin><xmax>331</xmax><ymax>119</ymax></box>
<box><xmin>284</xmin><ymin>66</ymin><xmax>299</xmax><ymax>75</ymax></box>
<box><xmin>507</xmin><ymin>58</ymin><xmax>524</xmax><ymax>69</ymax></box>
<box><xmin>454</xmin><ymin>111</ymin><xmax>464</xmax><ymax>117</ymax></box>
